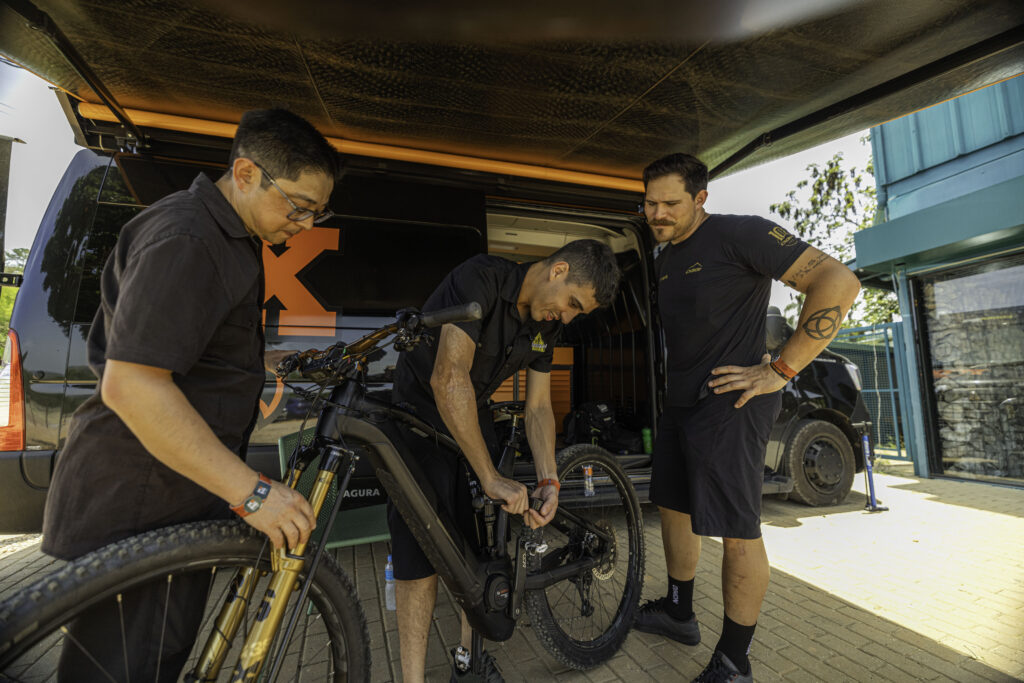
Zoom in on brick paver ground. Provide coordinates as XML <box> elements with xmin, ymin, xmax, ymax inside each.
<box><xmin>2</xmin><ymin>465</ymin><xmax>1022</xmax><ymax>682</ymax></box>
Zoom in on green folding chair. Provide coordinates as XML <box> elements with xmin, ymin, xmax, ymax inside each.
<box><xmin>278</xmin><ymin>428</ymin><xmax>390</xmax><ymax>549</ymax></box>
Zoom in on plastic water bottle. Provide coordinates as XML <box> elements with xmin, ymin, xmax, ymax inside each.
<box><xmin>583</xmin><ymin>465</ymin><xmax>595</xmax><ymax>497</ymax></box>
<box><xmin>384</xmin><ymin>554</ymin><xmax>396</xmax><ymax>611</ymax></box>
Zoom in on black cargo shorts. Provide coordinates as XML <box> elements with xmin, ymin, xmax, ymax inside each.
<box><xmin>649</xmin><ymin>390</ymin><xmax>782</xmax><ymax>539</ymax></box>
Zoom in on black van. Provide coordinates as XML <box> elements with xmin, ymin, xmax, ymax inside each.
<box><xmin>0</xmin><ymin>105</ymin><xmax>870</xmax><ymax>533</ymax></box>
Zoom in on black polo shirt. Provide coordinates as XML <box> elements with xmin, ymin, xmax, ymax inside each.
<box><xmin>42</xmin><ymin>173</ymin><xmax>266</xmax><ymax>559</ymax></box>
<box><xmin>393</xmin><ymin>254</ymin><xmax>561</xmax><ymax>430</ymax></box>
<box><xmin>656</xmin><ymin>214</ymin><xmax>809</xmax><ymax>407</ymax></box>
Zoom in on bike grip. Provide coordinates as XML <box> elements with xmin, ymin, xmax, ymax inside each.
<box><xmin>419</xmin><ymin>302</ymin><xmax>483</xmax><ymax>328</ymax></box>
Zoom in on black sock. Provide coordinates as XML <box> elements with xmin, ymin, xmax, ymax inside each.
<box><xmin>716</xmin><ymin>614</ymin><xmax>756</xmax><ymax>674</ymax></box>
<box><xmin>665</xmin><ymin>575</ymin><xmax>694</xmax><ymax>621</ymax></box>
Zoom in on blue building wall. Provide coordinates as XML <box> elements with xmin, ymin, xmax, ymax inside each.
<box><xmin>858</xmin><ymin>76</ymin><xmax>1024</xmax><ymax>273</ymax></box>
<box><xmin>871</xmin><ymin>77</ymin><xmax>1024</xmax><ymax>221</ymax></box>
<box><xmin>854</xmin><ymin>76</ymin><xmax>1024</xmax><ymax>483</ymax></box>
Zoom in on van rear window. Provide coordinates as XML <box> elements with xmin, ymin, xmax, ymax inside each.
<box><xmin>73</xmin><ymin>156</ymin><xmax>486</xmax><ymax>325</ymax></box>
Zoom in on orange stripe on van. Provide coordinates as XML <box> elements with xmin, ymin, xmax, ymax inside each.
<box><xmin>76</xmin><ymin>103</ymin><xmax>644</xmax><ymax>193</ymax></box>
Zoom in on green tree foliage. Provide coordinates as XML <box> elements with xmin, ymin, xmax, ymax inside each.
<box><xmin>770</xmin><ymin>144</ymin><xmax>899</xmax><ymax>328</ymax></box>
<box><xmin>0</xmin><ymin>248</ymin><xmax>30</xmax><ymax>356</ymax></box>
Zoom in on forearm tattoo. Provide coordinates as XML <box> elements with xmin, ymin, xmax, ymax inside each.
<box><xmin>803</xmin><ymin>306</ymin><xmax>842</xmax><ymax>340</ymax></box>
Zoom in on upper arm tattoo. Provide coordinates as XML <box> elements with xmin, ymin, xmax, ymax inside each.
<box><xmin>793</xmin><ymin>253</ymin><xmax>829</xmax><ymax>283</ymax></box>
<box><xmin>802</xmin><ymin>306</ymin><xmax>842</xmax><ymax>340</ymax></box>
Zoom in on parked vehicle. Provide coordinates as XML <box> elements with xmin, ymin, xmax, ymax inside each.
<box><xmin>765</xmin><ymin>307</ymin><xmax>871</xmax><ymax>506</ymax></box>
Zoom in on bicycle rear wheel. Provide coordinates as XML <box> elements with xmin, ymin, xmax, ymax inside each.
<box><xmin>0</xmin><ymin>520</ymin><xmax>370</xmax><ymax>682</ymax></box>
<box><xmin>525</xmin><ymin>444</ymin><xmax>644</xmax><ymax>670</ymax></box>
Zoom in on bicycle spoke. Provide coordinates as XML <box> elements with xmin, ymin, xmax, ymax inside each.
<box><xmin>116</xmin><ymin>594</ymin><xmax>131</xmax><ymax>683</ymax></box>
<box><xmin>154</xmin><ymin>575</ymin><xmax>172</xmax><ymax>680</ymax></box>
<box><xmin>59</xmin><ymin>626</ymin><xmax>120</xmax><ymax>683</ymax></box>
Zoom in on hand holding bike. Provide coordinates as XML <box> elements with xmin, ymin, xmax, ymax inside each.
<box><xmin>527</xmin><ymin>483</ymin><xmax>559</xmax><ymax>529</ymax></box>
<box><xmin>481</xmin><ymin>473</ymin><xmax>530</xmax><ymax>516</ymax></box>
<box><xmin>238</xmin><ymin>478</ymin><xmax>317</xmax><ymax>550</ymax></box>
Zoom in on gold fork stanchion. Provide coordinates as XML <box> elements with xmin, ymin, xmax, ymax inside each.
<box><xmin>188</xmin><ymin>457</ymin><xmax>318</xmax><ymax>681</ymax></box>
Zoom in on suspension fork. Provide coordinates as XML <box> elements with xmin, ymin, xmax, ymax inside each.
<box><xmin>188</xmin><ymin>445</ymin><xmax>352</xmax><ymax>682</ymax></box>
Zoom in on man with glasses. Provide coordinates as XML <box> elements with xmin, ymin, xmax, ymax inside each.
<box><xmin>42</xmin><ymin>108</ymin><xmax>340</xmax><ymax>682</ymax></box>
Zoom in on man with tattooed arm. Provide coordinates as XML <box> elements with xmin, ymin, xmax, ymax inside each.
<box><xmin>633</xmin><ymin>153</ymin><xmax>861</xmax><ymax>683</ymax></box>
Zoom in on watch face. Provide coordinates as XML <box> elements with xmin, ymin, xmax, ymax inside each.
<box><xmin>244</xmin><ymin>498</ymin><xmax>261</xmax><ymax>513</ymax></box>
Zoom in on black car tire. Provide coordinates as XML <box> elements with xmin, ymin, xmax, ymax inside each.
<box><xmin>784</xmin><ymin>418</ymin><xmax>856</xmax><ymax>506</ymax></box>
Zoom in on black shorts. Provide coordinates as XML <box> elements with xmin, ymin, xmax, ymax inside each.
<box><xmin>649</xmin><ymin>390</ymin><xmax>782</xmax><ymax>539</ymax></box>
<box><xmin>386</xmin><ymin>411</ymin><xmax>499</xmax><ymax>581</ymax></box>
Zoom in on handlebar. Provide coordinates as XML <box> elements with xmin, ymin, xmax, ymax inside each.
<box><xmin>276</xmin><ymin>302</ymin><xmax>483</xmax><ymax>382</ymax></box>
<box><xmin>420</xmin><ymin>302</ymin><xmax>482</xmax><ymax>329</ymax></box>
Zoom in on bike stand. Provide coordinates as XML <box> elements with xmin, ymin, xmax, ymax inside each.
<box><xmin>860</xmin><ymin>433</ymin><xmax>889</xmax><ymax>513</ymax></box>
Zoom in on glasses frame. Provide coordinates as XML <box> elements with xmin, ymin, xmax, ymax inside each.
<box><xmin>252</xmin><ymin>160</ymin><xmax>334</xmax><ymax>225</ymax></box>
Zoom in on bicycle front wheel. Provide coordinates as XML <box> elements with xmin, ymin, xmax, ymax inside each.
<box><xmin>525</xmin><ymin>444</ymin><xmax>645</xmax><ymax>670</ymax></box>
<box><xmin>0</xmin><ymin>520</ymin><xmax>370</xmax><ymax>682</ymax></box>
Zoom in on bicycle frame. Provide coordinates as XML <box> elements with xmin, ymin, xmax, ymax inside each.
<box><xmin>314</xmin><ymin>367</ymin><xmax>615</xmax><ymax>641</ymax></box>
<box><xmin>187</xmin><ymin>320</ymin><xmax>616</xmax><ymax>678</ymax></box>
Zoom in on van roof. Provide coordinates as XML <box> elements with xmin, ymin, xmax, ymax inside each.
<box><xmin>2</xmin><ymin>0</ymin><xmax>1022</xmax><ymax>187</ymax></box>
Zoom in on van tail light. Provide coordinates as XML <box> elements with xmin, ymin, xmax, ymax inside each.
<box><xmin>0</xmin><ymin>329</ymin><xmax>26</xmax><ymax>451</ymax></box>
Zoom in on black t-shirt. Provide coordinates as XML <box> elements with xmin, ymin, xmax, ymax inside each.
<box><xmin>42</xmin><ymin>173</ymin><xmax>266</xmax><ymax>559</ymax></box>
<box><xmin>393</xmin><ymin>254</ymin><xmax>561</xmax><ymax>430</ymax></box>
<box><xmin>656</xmin><ymin>214</ymin><xmax>809</xmax><ymax>407</ymax></box>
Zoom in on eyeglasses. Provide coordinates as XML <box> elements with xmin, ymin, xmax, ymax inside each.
<box><xmin>253</xmin><ymin>161</ymin><xmax>334</xmax><ymax>225</ymax></box>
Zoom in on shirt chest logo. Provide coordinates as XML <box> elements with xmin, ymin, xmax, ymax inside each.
<box><xmin>531</xmin><ymin>332</ymin><xmax>547</xmax><ymax>352</ymax></box>
<box><xmin>685</xmin><ymin>262</ymin><xmax>703</xmax><ymax>274</ymax></box>
<box><xmin>769</xmin><ymin>225</ymin><xmax>797</xmax><ymax>246</ymax></box>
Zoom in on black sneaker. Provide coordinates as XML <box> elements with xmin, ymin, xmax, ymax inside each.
<box><xmin>633</xmin><ymin>597</ymin><xmax>700</xmax><ymax>645</ymax></box>
<box><xmin>692</xmin><ymin>650</ymin><xmax>753</xmax><ymax>683</ymax></box>
<box><xmin>449</xmin><ymin>647</ymin><xmax>505</xmax><ymax>683</ymax></box>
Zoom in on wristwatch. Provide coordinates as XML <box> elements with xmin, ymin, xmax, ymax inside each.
<box><xmin>230</xmin><ymin>473</ymin><xmax>273</xmax><ymax>517</ymax></box>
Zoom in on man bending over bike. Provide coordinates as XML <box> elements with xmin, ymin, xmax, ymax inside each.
<box><xmin>40</xmin><ymin>109</ymin><xmax>341</xmax><ymax>682</ymax></box>
<box><xmin>388</xmin><ymin>239</ymin><xmax>621</xmax><ymax>682</ymax></box>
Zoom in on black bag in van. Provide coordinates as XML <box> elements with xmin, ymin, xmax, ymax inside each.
<box><xmin>563</xmin><ymin>402</ymin><xmax>643</xmax><ymax>454</ymax></box>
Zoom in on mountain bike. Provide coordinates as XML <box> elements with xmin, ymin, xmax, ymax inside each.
<box><xmin>0</xmin><ymin>303</ymin><xmax>644</xmax><ymax>681</ymax></box>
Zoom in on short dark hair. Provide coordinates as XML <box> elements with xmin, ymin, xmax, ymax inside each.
<box><xmin>228</xmin><ymin>109</ymin><xmax>340</xmax><ymax>184</ymax></box>
<box><xmin>642</xmin><ymin>153</ymin><xmax>708</xmax><ymax>196</ymax></box>
<box><xmin>546</xmin><ymin>239</ymin><xmax>621</xmax><ymax>307</ymax></box>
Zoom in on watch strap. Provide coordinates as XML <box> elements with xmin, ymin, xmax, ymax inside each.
<box><xmin>230</xmin><ymin>473</ymin><xmax>273</xmax><ymax>517</ymax></box>
<box><xmin>537</xmin><ymin>478</ymin><xmax>561</xmax><ymax>491</ymax></box>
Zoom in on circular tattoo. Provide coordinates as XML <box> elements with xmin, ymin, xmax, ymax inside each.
<box><xmin>804</xmin><ymin>306</ymin><xmax>841</xmax><ymax>340</ymax></box>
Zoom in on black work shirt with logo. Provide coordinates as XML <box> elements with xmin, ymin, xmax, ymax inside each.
<box><xmin>42</xmin><ymin>173</ymin><xmax>266</xmax><ymax>559</ymax></box>
<box><xmin>656</xmin><ymin>214</ymin><xmax>809</xmax><ymax>407</ymax></box>
<box><xmin>393</xmin><ymin>254</ymin><xmax>561</xmax><ymax>430</ymax></box>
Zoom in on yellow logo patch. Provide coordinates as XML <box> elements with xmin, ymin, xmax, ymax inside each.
<box><xmin>531</xmin><ymin>332</ymin><xmax>547</xmax><ymax>352</ymax></box>
<box><xmin>769</xmin><ymin>226</ymin><xmax>797</xmax><ymax>246</ymax></box>
<box><xmin>685</xmin><ymin>262</ymin><xmax>703</xmax><ymax>274</ymax></box>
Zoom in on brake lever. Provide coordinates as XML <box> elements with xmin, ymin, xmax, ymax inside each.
<box><xmin>275</xmin><ymin>352</ymin><xmax>302</xmax><ymax>378</ymax></box>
